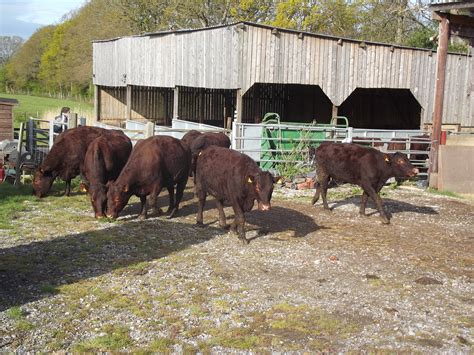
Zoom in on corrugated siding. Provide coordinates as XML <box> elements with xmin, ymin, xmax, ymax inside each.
<box><xmin>93</xmin><ymin>23</ymin><xmax>474</xmax><ymax>126</ymax></box>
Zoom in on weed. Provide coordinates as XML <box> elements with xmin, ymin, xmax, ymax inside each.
<box><xmin>39</xmin><ymin>283</ymin><xmax>59</xmax><ymax>294</ymax></box>
<box><xmin>426</xmin><ymin>188</ymin><xmax>462</xmax><ymax>199</ymax></box>
<box><xmin>73</xmin><ymin>324</ymin><xmax>133</xmax><ymax>351</ymax></box>
<box><xmin>149</xmin><ymin>337</ymin><xmax>175</xmax><ymax>352</ymax></box>
<box><xmin>7</xmin><ymin>306</ymin><xmax>27</xmax><ymax>320</ymax></box>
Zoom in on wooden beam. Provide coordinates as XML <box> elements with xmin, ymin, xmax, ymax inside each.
<box><xmin>430</xmin><ymin>3</ymin><xmax>474</xmax><ymax>12</ymax></box>
<box><xmin>94</xmin><ymin>85</ymin><xmax>100</xmax><ymax>122</ymax></box>
<box><xmin>235</xmin><ymin>89</ymin><xmax>243</xmax><ymax>123</ymax></box>
<box><xmin>173</xmin><ymin>87</ymin><xmax>179</xmax><ymax>119</ymax></box>
<box><xmin>126</xmin><ymin>85</ymin><xmax>132</xmax><ymax>121</ymax></box>
<box><xmin>430</xmin><ymin>14</ymin><xmax>450</xmax><ymax>181</ymax></box>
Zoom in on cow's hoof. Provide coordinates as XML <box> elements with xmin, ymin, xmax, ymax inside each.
<box><xmin>238</xmin><ymin>237</ymin><xmax>249</xmax><ymax>245</ymax></box>
<box><xmin>196</xmin><ymin>221</ymin><xmax>205</xmax><ymax>227</ymax></box>
<box><xmin>167</xmin><ymin>208</ymin><xmax>178</xmax><ymax>219</ymax></box>
<box><xmin>138</xmin><ymin>214</ymin><xmax>147</xmax><ymax>220</ymax></box>
<box><xmin>380</xmin><ymin>217</ymin><xmax>390</xmax><ymax>225</ymax></box>
<box><xmin>221</xmin><ymin>224</ymin><xmax>230</xmax><ymax>230</ymax></box>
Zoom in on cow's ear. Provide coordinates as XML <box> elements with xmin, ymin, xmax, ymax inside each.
<box><xmin>383</xmin><ymin>154</ymin><xmax>391</xmax><ymax>164</ymax></box>
<box><xmin>273</xmin><ymin>176</ymin><xmax>283</xmax><ymax>184</ymax></box>
<box><xmin>246</xmin><ymin>175</ymin><xmax>255</xmax><ymax>184</ymax></box>
<box><xmin>122</xmin><ymin>184</ymin><xmax>129</xmax><ymax>192</ymax></box>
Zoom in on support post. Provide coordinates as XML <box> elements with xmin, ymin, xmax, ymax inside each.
<box><xmin>126</xmin><ymin>85</ymin><xmax>132</xmax><ymax>121</ymax></box>
<box><xmin>94</xmin><ymin>85</ymin><xmax>100</xmax><ymax>122</ymax></box>
<box><xmin>332</xmin><ymin>105</ymin><xmax>338</xmax><ymax>119</ymax></box>
<box><xmin>235</xmin><ymin>89</ymin><xmax>243</xmax><ymax>123</ymax></box>
<box><xmin>69</xmin><ymin>113</ymin><xmax>78</xmax><ymax>129</ymax></box>
<box><xmin>173</xmin><ymin>87</ymin><xmax>179</xmax><ymax>120</ymax></box>
<box><xmin>145</xmin><ymin>121</ymin><xmax>155</xmax><ymax>138</ymax></box>
<box><xmin>430</xmin><ymin>13</ymin><xmax>450</xmax><ymax>187</ymax></box>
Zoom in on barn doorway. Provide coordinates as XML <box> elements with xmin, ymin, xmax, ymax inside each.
<box><xmin>338</xmin><ymin>88</ymin><xmax>422</xmax><ymax>129</ymax></box>
<box><xmin>242</xmin><ymin>83</ymin><xmax>332</xmax><ymax>124</ymax></box>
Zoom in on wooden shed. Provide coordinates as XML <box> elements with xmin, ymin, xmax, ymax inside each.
<box><xmin>92</xmin><ymin>22</ymin><xmax>474</xmax><ymax>130</ymax></box>
<box><xmin>0</xmin><ymin>98</ymin><xmax>18</xmax><ymax>141</ymax></box>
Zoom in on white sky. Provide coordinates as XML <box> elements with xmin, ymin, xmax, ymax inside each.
<box><xmin>0</xmin><ymin>0</ymin><xmax>87</xmax><ymax>39</ymax></box>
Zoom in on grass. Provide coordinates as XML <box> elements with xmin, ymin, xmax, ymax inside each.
<box><xmin>0</xmin><ymin>93</ymin><xmax>93</xmax><ymax>127</ymax></box>
<box><xmin>73</xmin><ymin>324</ymin><xmax>133</xmax><ymax>352</ymax></box>
<box><xmin>0</xmin><ymin>183</ymin><xmax>37</xmax><ymax>229</ymax></box>
<box><xmin>426</xmin><ymin>187</ymin><xmax>462</xmax><ymax>199</ymax></box>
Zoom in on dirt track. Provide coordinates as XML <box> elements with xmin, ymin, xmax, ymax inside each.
<box><xmin>0</xmin><ymin>184</ymin><xmax>473</xmax><ymax>352</ymax></box>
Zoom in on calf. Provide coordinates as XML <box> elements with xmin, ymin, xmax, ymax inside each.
<box><xmin>33</xmin><ymin>126</ymin><xmax>109</xmax><ymax>197</ymax></box>
<box><xmin>190</xmin><ymin>132</ymin><xmax>230</xmax><ymax>175</ymax></box>
<box><xmin>106</xmin><ymin>135</ymin><xmax>190</xmax><ymax>219</ymax></box>
<box><xmin>311</xmin><ymin>142</ymin><xmax>418</xmax><ymax>224</ymax></box>
<box><xmin>181</xmin><ymin>130</ymin><xmax>202</xmax><ymax>148</ymax></box>
<box><xmin>81</xmin><ymin>131</ymin><xmax>132</xmax><ymax>218</ymax></box>
<box><xmin>194</xmin><ymin>146</ymin><xmax>277</xmax><ymax>244</ymax></box>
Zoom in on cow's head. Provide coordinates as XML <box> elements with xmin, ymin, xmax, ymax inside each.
<box><xmin>247</xmin><ymin>171</ymin><xmax>280</xmax><ymax>211</ymax></box>
<box><xmin>32</xmin><ymin>168</ymin><xmax>56</xmax><ymax>197</ymax></box>
<box><xmin>88</xmin><ymin>183</ymin><xmax>108</xmax><ymax>218</ymax></box>
<box><xmin>106</xmin><ymin>182</ymin><xmax>131</xmax><ymax>219</ymax></box>
<box><xmin>385</xmin><ymin>152</ymin><xmax>419</xmax><ymax>178</ymax></box>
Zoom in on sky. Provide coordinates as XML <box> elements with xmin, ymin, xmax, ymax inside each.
<box><xmin>0</xmin><ymin>0</ymin><xmax>87</xmax><ymax>39</ymax></box>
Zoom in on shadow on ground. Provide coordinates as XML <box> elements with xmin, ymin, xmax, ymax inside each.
<box><xmin>0</xmin><ymin>218</ymin><xmax>222</xmax><ymax>312</ymax></box>
<box><xmin>320</xmin><ymin>196</ymin><xmax>438</xmax><ymax>219</ymax></box>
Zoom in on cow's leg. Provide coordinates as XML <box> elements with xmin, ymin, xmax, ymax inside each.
<box><xmin>311</xmin><ymin>181</ymin><xmax>321</xmax><ymax>205</ymax></box>
<box><xmin>168</xmin><ymin>178</ymin><xmax>187</xmax><ymax>219</ymax></box>
<box><xmin>215</xmin><ymin>198</ymin><xmax>227</xmax><ymax>228</ymax></box>
<box><xmin>363</xmin><ymin>184</ymin><xmax>389</xmax><ymax>224</ymax></box>
<box><xmin>196</xmin><ymin>190</ymin><xmax>206</xmax><ymax>226</ymax></box>
<box><xmin>166</xmin><ymin>185</ymin><xmax>175</xmax><ymax>214</ymax></box>
<box><xmin>148</xmin><ymin>186</ymin><xmax>163</xmax><ymax>216</ymax></box>
<box><xmin>232</xmin><ymin>203</ymin><xmax>248</xmax><ymax>244</ymax></box>
<box><xmin>138</xmin><ymin>196</ymin><xmax>148</xmax><ymax>220</ymax></box>
<box><xmin>319</xmin><ymin>175</ymin><xmax>330</xmax><ymax>210</ymax></box>
<box><xmin>64</xmin><ymin>179</ymin><xmax>72</xmax><ymax>196</ymax></box>
<box><xmin>359</xmin><ymin>192</ymin><xmax>369</xmax><ymax>216</ymax></box>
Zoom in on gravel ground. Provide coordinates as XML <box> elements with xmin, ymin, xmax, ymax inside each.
<box><xmin>0</xmin><ymin>184</ymin><xmax>472</xmax><ymax>352</ymax></box>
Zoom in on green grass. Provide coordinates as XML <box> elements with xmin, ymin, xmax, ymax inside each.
<box><xmin>426</xmin><ymin>188</ymin><xmax>462</xmax><ymax>199</ymax></box>
<box><xmin>0</xmin><ymin>93</ymin><xmax>93</xmax><ymax>127</ymax></box>
<box><xmin>73</xmin><ymin>325</ymin><xmax>133</xmax><ymax>352</ymax></box>
<box><xmin>0</xmin><ymin>183</ymin><xmax>37</xmax><ymax>229</ymax></box>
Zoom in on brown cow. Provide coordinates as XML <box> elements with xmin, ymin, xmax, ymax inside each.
<box><xmin>190</xmin><ymin>132</ymin><xmax>230</xmax><ymax>175</ymax></box>
<box><xmin>311</xmin><ymin>142</ymin><xmax>418</xmax><ymax>224</ymax></box>
<box><xmin>181</xmin><ymin>130</ymin><xmax>202</xmax><ymax>148</ymax></box>
<box><xmin>106</xmin><ymin>135</ymin><xmax>191</xmax><ymax>220</ymax></box>
<box><xmin>81</xmin><ymin>131</ymin><xmax>132</xmax><ymax>218</ymax></box>
<box><xmin>194</xmin><ymin>146</ymin><xmax>277</xmax><ymax>244</ymax></box>
<box><xmin>32</xmin><ymin>126</ymin><xmax>110</xmax><ymax>197</ymax></box>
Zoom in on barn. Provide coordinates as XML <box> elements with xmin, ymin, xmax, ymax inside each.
<box><xmin>0</xmin><ymin>98</ymin><xmax>18</xmax><ymax>141</ymax></box>
<box><xmin>92</xmin><ymin>22</ymin><xmax>474</xmax><ymax>131</ymax></box>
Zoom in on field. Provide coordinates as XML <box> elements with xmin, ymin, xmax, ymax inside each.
<box><xmin>0</xmin><ymin>181</ymin><xmax>472</xmax><ymax>352</ymax></box>
<box><xmin>0</xmin><ymin>93</ymin><xmax>93</xmax><ymax>127</ymax></box>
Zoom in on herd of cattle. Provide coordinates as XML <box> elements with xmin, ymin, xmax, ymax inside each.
<box><xmin>32</xmin><ymin>126</ymin><xmax>419</xmax><ymax>243</ymax></box>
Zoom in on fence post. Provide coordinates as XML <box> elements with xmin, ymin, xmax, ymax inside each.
<box><xmin>69</xmin><ymin>113</ymin><xmax>78</xmax><ymax>129</ymax></box>
<box><xmin>145</xmin><ymin>121</ymin><xmax>155</xmax><ymax>138</ymax></box>
<box><xmin>14</xmin><ymin>123</ymin><xmax>25</xmax><ymax>186</ymax></box>
<box><xmin>49</xmin><ymin>121</ymin><xmax>54</xmax><ymax>148</ymax></box>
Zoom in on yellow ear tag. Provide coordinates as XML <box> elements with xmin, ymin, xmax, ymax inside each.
<box><xmin>384</xmin><ymin>156</ymin><xmax>390</xmax><ymax>162</ymax></box>
<box><xmin>198</xmin><ymin>151</ymin><xmax>202</xmax><ymax>156</ymax></box>
<box><xmin>247</xmin><ymin>177</ymin><xmax>253</xmax><ymax>184</ymax></box>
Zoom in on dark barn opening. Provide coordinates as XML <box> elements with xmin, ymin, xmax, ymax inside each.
<box><xmin>242</xmin><ymin>83</ymin><xmax>332</xmax><ymax>124</ymax></box>
<box><xmin>178</xmin><ymin>87</ymin><xmax>236</xmax><ymax>128</ymax></box>
<box><xmin>338</xmin><ymin>88</ymin><xmax>422</xmax><ymax>129</ymax></box>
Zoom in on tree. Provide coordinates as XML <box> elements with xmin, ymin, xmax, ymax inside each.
<box><xmin>0</xmin><ymin>36</ymin><xmax>24</xmax><ymax>65</ymax></box>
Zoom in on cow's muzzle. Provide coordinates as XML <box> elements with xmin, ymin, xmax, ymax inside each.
<box><xmin>258</xmin><ymin>202</ymin><xmax>271</xmax><ymax>211</ymax></box>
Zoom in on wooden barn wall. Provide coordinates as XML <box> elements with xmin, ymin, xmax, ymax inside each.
<box><xmin>130</xmin><ymin>86</ymin><xmax>173</xmax><ymax>125</ymax></box>
<box><xmin>93</xmin><ymin>23</ymin><xmax>474</xmax><ymax>127</ymax></box>
<box><xmin>178</xmin><ymin>87</ymin><xmax>235</xmax><ymax>127</ymax></box>
<box><xmin>99</xmin><ymin>86</ymin><xmax>127</xmax><ymax>125</ymax></box>
<box><xmin>0</xmin><ymin>104</ymin><xmax>13</xmax><ymax>141</ymax></box>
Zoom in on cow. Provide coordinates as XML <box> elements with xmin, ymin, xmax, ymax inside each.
<box><xmin>106</xmin><ymin>135</ymin><xmax>191</xmax><ymax>220</ymax></box>
<box><xmin>311</xmin><ymin>142</ymin><xmax>418</xmax><ymax>224</ymax></box>
<box><xmin>181</xmin><ymin>130</ymin><xmax>202</xmax><ymax>148</ymax></box>
<box><xmin>194</xmin><ymin>146</ymin><xmax>278</xmax><ymax>244</ymax></box>
<box><xmin>190</xmin><ymin>132</ymin><xmax>230</xmax><ymax>176</ymax></box>
<box><xmin>80</xmin><ymin>132</ymin><xmax>132</xmax><ymax>218</ymax></box>
<box><xmin>32</xmin><ymin>126</ymin><xmax>110</xmax><ymax>197</ymax></box>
